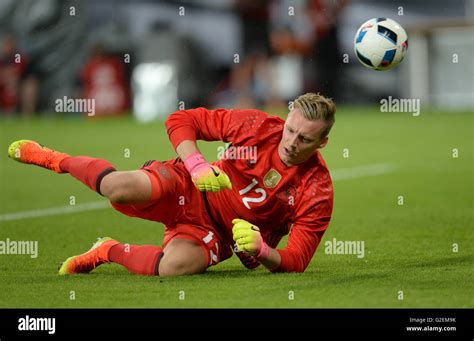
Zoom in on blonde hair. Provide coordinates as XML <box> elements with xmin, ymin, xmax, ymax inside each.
<box><xmin>293</xmin><ymin>93</ymin><xmax>336</xmax><ymax>138</ymax></box>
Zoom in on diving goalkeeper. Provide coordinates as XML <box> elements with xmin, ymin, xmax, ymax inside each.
<box><xmin>8</xmin><ymin>93</ymin><xmax>335</xmax><ymax>276</ymax></box>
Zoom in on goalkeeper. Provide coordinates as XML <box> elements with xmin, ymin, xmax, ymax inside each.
<box><xmin>8</xmin><ymin>93</ymin><xmax>335</xmax><ymax>277</ymax></box>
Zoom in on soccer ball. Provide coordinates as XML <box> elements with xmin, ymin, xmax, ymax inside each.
<box><xmin>354</xmin><ymin>18</ymin><xmax>408</xmax><ymax>71</ymax></box>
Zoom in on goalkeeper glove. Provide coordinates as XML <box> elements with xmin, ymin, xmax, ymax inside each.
<box><xmin>184</xmin><ymin>152</ymin><xmax>232</xmax><ymax>192</ymax></box>
<box><xmin>232</xmin><ymin>218</ymin><xmax>270</xmax><ymax>259</ymax></box>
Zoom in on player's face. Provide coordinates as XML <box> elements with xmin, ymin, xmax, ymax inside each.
<box><xmin>278</xmin><ymin>109</ymin><xmax>329</xmax><ymax>166</ymax></box>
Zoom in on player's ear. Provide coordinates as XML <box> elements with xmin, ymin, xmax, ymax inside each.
<box><xmin>318</xmin><ymin>136</ymin><xmax>329</xmax><ymax>149</ymax></box>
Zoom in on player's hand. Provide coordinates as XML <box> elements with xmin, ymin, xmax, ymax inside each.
<box><xmin>232</xmin><ymin>219</ymin><xmax>269</xmax><ymax>258</ymax></box>
<box><xmin>192</xmin><ymin>164</ymin><xmax>232</xmax><ymax>192</ymax></box>
<box><xmin>184</xmin><ymin>152</ymin><xmax>232</xmax><ymax>192</ymax></box>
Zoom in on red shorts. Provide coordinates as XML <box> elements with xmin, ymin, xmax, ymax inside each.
<box><xmin>111</xmin><ymin>159</ymin><xmax>233</xmax><ymax>266</ymax></box>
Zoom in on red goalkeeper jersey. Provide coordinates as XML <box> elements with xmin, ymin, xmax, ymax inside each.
<box><xmin>165</xmin><ymin>108</ymin><xmax>333</xmax><ymax>272</ymax></box>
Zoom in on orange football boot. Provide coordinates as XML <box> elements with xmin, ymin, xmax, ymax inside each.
<box><xmin>8</xmin><ymin>139</ymin><xmax>70</xmax><ymax>173</ymax></box>
<box><xmin>58</xmin><ymin>237</ymin><xmax>119</xmax><ymax>275</ymax></box>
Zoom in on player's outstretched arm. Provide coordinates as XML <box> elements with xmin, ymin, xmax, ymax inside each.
<box><xmin>232</xmin><ymin>219</ymin><xmax>281</xmax><ymax>271</ymax></box>
<box><xmin>177</xmin><ymin>140</ymin><xmax>232</xmax><ymax>193</ymax></box>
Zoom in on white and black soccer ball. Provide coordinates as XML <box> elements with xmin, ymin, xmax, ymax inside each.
<box><xmin>354</xmin><ymin>18</ymin><xmax>408</xmax><ymax>71</ymax></box>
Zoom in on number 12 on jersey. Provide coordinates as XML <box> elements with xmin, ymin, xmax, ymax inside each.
<box><xmin>238</xmin><ymin>178</ymin><xmax>267</xmax><ymax>209</ymax></box>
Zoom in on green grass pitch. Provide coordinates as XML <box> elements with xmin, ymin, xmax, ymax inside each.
<box><xmin>0</xmin><ymin>107</ymin><xmax>472</xmax><ymax>308</ymax></box>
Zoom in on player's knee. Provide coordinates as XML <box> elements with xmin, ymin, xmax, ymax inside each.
<box><xmin>107</xmin><ymin>189</ymin><xmax>129</xmax><ymax>204</ymax></box>
<box><xmin>100</xmin><ymin>175</ymin><xmax>128</xmax><ymax>203</ymax></box>
<box><xmin>159</xmin><ymin>256</ymin><xmax>205</xmax><ymax>277</ymax></box>
<box><xmin>101</xmin><ymin>172</ymin><xmax>147</xmax><ymax>204</ymax></box>
<box><xmin>159</xmin><ymin>258</ymin><xmax>187</xmax><ymax>277</ymax></box>
<box><xmin>159</xmin><ymin>243</ymin><xmax>207</xmax><ymax>277</ymax></box>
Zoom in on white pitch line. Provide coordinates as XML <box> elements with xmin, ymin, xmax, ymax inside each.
<box><xmin>331</xmin><ymin>163</ymin><xmax>396</xmax><ymax>181</ymax></box>
<box><xmin>0</xmin><ymin>201</ymin><xmax>110</xmax><ymax>222</ymax></box>
<box><xmin>0</xmin><ymin>163</ymin><xmax>395</xmax><ymax>222</ymax></box>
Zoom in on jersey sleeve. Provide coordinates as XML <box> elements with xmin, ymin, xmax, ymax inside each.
<box><xmin>272</xmin><ymin>173</ymin><xmax>333</xmax><ymax>273</ymax></box>
<box><xmin>165</xmin><ymin>107</ymin><xmax>269</xmax><ymax>149</ymax></box>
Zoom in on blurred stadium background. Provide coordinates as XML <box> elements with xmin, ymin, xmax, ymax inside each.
<box><xmin>0</xmin><ymin>0</ymin><xmax>472</xmax><ymax>117</ymax></box>
<box><xmin>0</xmin><ymin>0</ymin><xmax>473</xmax><ymax>309</ymax></box>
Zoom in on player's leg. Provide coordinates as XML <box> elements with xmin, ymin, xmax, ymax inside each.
<box><xmin>156</xmin><ymin>225</ymin><xmax>223</xmax><ymax>276</ymax></box>
<box><xmin>7</xmin><ymin>139</ymin><xmax>155</xmax><ymax>204</ymax></box>
<box><xmin>59</xmin><ymin>236</ymin><xmax>163</xmax><ymax>276</ymax></box>
<box><xmin>105</xmin><ymin>237</ymin><xmax>207</xmax><ymax>276</ymax></box>
<box><xmin>59</xmin><ymin>236</ymin><xmax>207</xmax><ymax>277</ymax></box>
<box><xmin>158</xmin><ymin>238</ymin><xmax>208</xmax><ymax>276</ymax></box>
<box><xmin>99</xmin><ymin>170</ymin><xmax>153</xmax><ymax>204</ymax></box>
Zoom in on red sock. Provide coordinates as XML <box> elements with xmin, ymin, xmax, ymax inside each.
<box><xmin>108</xmin><ymin>243</ymin><xmax>163</xmax><ymax>276</ymax></box>
<box><xmin>59</xmin><ymin>156</ymin><xmax>116</xmax><ymax>194</ymax></box>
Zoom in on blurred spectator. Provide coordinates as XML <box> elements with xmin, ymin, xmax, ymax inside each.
<box><xmin>228</xmin><ymin>0</ymin><xmax>276</xmax><ymax>109</ymax></box>
<box><xmin>269</xmin><ymin>0</ymin><xmax>348</xmax><ymax>101</ymax></box>
<box><xmin>79</xmin><ymin>42</ymin><xmax>130</xmax><ymax>116</ymax></box>
<box><xmin>0</xmin><ymin>34</ymin><xmax>38</xmax><ymax>116</ymax></box>
<box><xmin>224</xmin><ymin>0</ymin><xmax>348</xmax><ymax>109</ymax></box>
<box><xmin>302</xmin><ymin>0</ymin><xmax>349</xmax><ymax>100</ymax></box>
<box><xmin>0</xmin><ymin>0</ymin><xmax>89</xmax><ymax>114</ymax></box>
